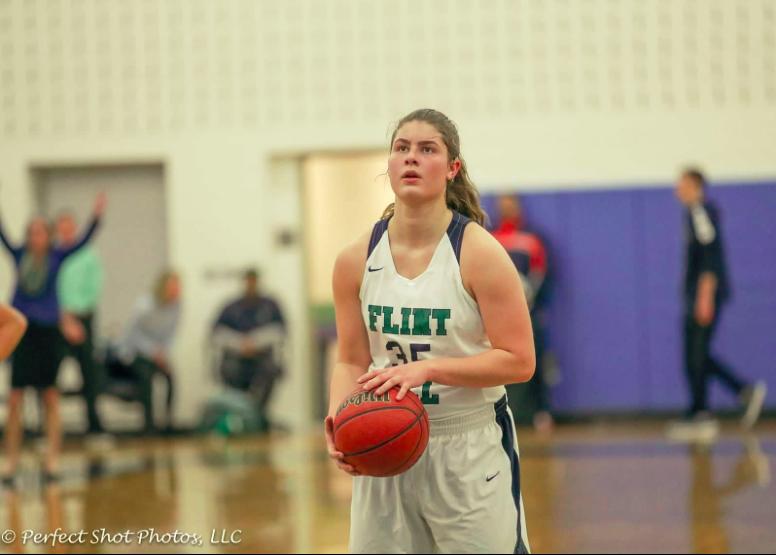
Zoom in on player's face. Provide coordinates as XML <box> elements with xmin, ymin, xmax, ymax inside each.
<box><xmin>27</xmin><ymin>219</ymin><xmax>50</xmax><ymax>254</ymax></box>
<box><xmin>388</xmin><ymin>121</ymin><xmax>459</xmax><ymax>206</ymax></box>
<box><xmin>675</xmin><ymin>176</ymin><xmax>701</xmax><ymax>206</ymax></box>
<box><xmin>56</xmin><ymin>216</ymin><xmax>77</xmax><ymax>245</ymax></box>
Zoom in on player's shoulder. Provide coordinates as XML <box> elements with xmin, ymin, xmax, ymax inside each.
<box><xmin>461</xmin><ymin>219</ymin><xmax>509</xmax><ymax>259</ymax></box>
<box><xmin>460</xmin><ymin>219</ymin><xmax>516</xmax><ymax>278</ymax></box>
<box><xmin>458</xmin><ymin>218</ymin><xmax>520</xmax><ymax>297</ymax></box>
<box><xmin>333</xmin><ymin>226</ymin><xmax>374</xmax><ymax>286</ymax></box>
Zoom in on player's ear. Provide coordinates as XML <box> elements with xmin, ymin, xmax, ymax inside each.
<box><xmin>447</xmin><ymin>159</ymin><xmax>462</xmax><ymax>182</ymax></box>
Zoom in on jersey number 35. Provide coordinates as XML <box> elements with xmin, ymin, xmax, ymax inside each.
<box><xmin>386</xmin><ymin>341</ymin><xmax>439</xmax><ymax>405</ymax></box>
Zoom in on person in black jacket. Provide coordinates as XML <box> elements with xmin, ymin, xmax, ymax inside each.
<box><xmin>211</xmin><ymin>270</ymin><xmax>285</xmax><ymax>432</ymax></box>
<box><xmin>670</xmin><ymin>169</ymin><xmax>766</xmax><ymax>441</ymax></box>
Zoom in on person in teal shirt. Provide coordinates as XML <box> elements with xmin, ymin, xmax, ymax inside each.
<box><xmin>57</xmin><ymin>212</ymin><xmax>106</xmax><ymax>435</ymax></box>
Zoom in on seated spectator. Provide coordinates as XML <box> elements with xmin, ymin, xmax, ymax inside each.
<box><xmin>211</xmin><ymin>269</ymin><xmax>286</xmax><ymax>432</ymax></box>
<box><xmin>111</xmin><ymin>271</ymin><xmax>181</xmax><ymax>434</ymax></box>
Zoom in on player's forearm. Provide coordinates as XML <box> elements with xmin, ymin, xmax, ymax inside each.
<box><xmin>328</xmin><ymin>362</ymin><xmax>367</xmax><ymax>417</ymax></box>
<box><xmin>427</xmin><ymin>348</ymin><xmax>535</xmax><ymax>389</ymax></box>
<box><xmin>697</xmin><ymin>272</ymin><xmax>718</xmax><ymax>299</ymax></box>
<box><xmin>0</xmin><ymin>306</ymin><xmax>27</xmax><ymax>360</ymax></box>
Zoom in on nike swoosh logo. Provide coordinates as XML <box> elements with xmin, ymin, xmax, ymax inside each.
<box><xmin>368</xmin><ymin>266</ymin><xmax>384</xmax><ymax>272</ymax></box>
<box><xmin>486</xmin><ymin>472</ymin><xmax>500</xmax><ymax>482</ymax></box>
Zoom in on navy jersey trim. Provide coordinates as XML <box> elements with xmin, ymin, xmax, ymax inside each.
<box><xmin>495</xmin><ymin>395</ymin><xmax>528</xmax><ymax>554</ymax></box>
<box><xmin>446</xmin><ymin>212</ymin><xmax>472</xmax><ymax>264</ymax></box>
<box><xmin>367</xmin><ymin>218</ymin><xmax>390</xmax><ymax>260</ymax></box>
<box><xmin>369</xmin><ymin>212</ymin><xmax>472</xmax><ymax>264</ymax></box>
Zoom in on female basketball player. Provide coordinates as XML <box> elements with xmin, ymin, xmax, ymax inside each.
<box><xmin>325</xmin><ymin>109</ymin><xmax>535</xmax><ymax>554</ymax></box>
<box><xmin>0</xmin><ymin>193</ymin><xmax>106</xmax><ymax>485</ymax></box>
<box><xmin>0</xmin><ymin>304</ymin><xmax>27</xmax><ymax>361</ymax></box>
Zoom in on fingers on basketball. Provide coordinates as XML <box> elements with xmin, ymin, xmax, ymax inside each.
<box><xmin>396</xmin><ymin>384</ymin><xmax>411</xmax><ymax>400</ymax></box>
<box><xmin>332</xmin><ymin>387</ymin><xmax>429</xmax><ymax>478</ymax></box>
<box><xmin>325</xmin><ymin>417</ymin><xmax>346</xmax><ymax>460</ymax></box>
<box><xmin>358</xmin><ymin>368</ymin><xmax>386</xmax><ymax>384</ymax></box>
<box><xmin>338</xmin><ymin>461</ymin><xmax>357</xmax><ymax>473</ymax></box>
<box><xmin>361</xmin><ymin>375</ymin><xmax>381</xmax><ymax>388</ymax></box>
<box><xmin>376</xmin><ymin>378</ymin><xmax>397</xmax><ymax>395</ymax></box>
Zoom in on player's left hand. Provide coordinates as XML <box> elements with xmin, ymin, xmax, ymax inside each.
<box><xmin>358</xmin><ymin>362</ymin><xmax>431</xmax><ymax>401</ymax></box>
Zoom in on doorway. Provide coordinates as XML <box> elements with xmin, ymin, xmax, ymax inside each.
<box><xmin>302</xmin><ymin>152</ymin><xmax>394</xmax><ymax>418</ymax></box>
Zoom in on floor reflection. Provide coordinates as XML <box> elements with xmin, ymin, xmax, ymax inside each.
<box><xmin>690</xmin><ymin>435</ymin><xmax>771</xmax><ymax>555</ymax></box>
<box><xmin>0</xmin><ymin>425</ymin><xmax>774</xmax><ymax>554</ymax></box>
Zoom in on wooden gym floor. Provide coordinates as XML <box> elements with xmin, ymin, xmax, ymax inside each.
<box><xmin>1</xmin><ymin>421</ymin><xmax>775</xmax><ymax>554</ymax></box>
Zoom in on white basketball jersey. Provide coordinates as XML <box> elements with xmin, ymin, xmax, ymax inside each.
<box><xmin>359</xmin><ymin>212</ymin><xmax>506</xmax><ymax>419</ymax></box>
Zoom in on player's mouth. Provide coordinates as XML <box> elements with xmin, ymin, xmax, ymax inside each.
<box><xmin>402</xmin><ymin>170</ymin><xmax>421</xmax><ymax>182</ymax></box>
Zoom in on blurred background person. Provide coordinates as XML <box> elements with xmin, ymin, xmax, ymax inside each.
<box><xmin>492</xmin><ymin>194</ymin><xmax>553</xmax><ymax>433</ymax></box>
<box><xmin>0</xmin><ymin>304</ymin><xmax>27</xmax><ymax>362</ymax></box>
<box><xmin>56</xmin><ymin>211</ymin><xmax>106</xmax><ymax>438</ymax></box>
<box><xmin>670</xmin><ymin>169</ymin><xmax>767</xmax><ymax>442</ymax></box>
<box><xmin>111</xmin><ymin>271</ymin><xmax>181</xmax><ymax>435</ymax></box>
<box><xmin>0</xmin><ymin>194</ymin><xmax>105</xmax><ymax>484</ymax></box>
<box><xmin>211</xmin><ymin>269</ymin><xmax>286</xmax><ymax>433</ymax></box>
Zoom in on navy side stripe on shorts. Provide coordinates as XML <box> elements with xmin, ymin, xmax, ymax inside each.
<box><xmin>495</xmin><ymin>396</ymin><xmax>528</xmax><ymax>554</ymax></box>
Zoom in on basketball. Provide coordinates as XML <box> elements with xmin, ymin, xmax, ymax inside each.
<box><xmin>333</xmin><ymin>387</ymin><xmax>429</xmax><ymax>478</ymax></box>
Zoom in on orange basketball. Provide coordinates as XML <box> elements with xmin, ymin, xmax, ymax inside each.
<box><xmin>333</xmin><ymin>387</ymin><xmax>429</xmax><ymax>478</ymax></box>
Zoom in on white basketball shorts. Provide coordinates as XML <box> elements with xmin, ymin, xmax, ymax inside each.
<box><xmin>349</xmin><ymin>396</ymin><xmax>530</xmax><ymax>554</ymax></box>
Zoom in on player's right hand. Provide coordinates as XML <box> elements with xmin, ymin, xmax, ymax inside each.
<box><xmin>325</xmin><ymin>416</ymin><xmax>361</xmax><ymax>477</ymax></box>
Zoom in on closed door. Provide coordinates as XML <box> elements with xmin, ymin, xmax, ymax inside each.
<box><xmin>36</xmin><ymin>164</ymin><xmax>168</xmax><ymax>339</ymax></box>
